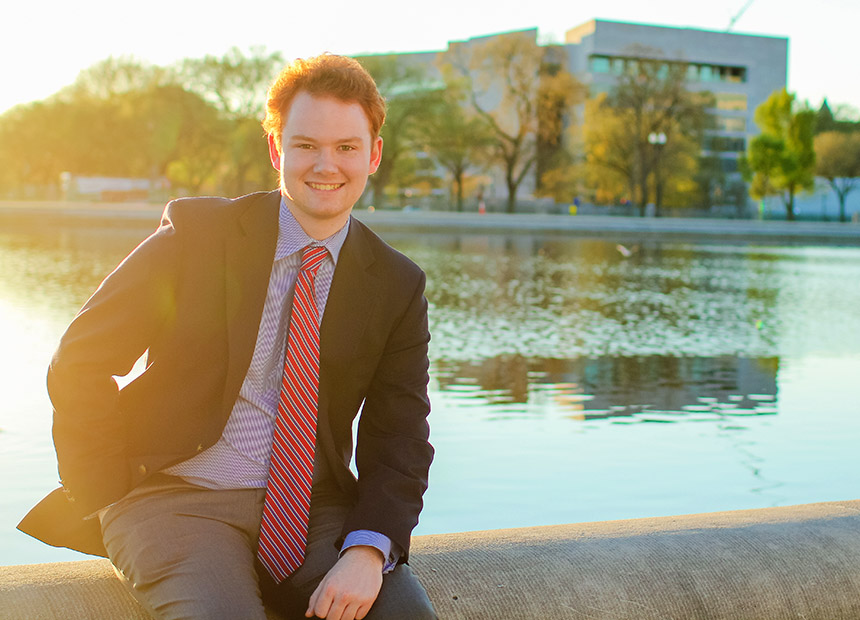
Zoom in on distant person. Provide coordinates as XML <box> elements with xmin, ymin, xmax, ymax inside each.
<box><xmin>19</xmin><ymin>54</ymin><xmax>436</xmax><ymax>620</ymax></box>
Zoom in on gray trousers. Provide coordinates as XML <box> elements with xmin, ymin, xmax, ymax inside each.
<box><xmin>100</xmin><ymin>474</ymin><xmax>436</xmax><ymax>620</ymax></box>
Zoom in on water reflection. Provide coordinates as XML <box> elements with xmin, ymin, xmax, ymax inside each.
<box><xmin>0</xmin><ymin>220</ymin><xmax>152</xmax><ymax>320</ymax></box>
<box><xmin>387</xmin><ymin>235</ymin><xmax>789</xmax><ymax>361</ymax></box>
<box><xmin>435</xmin><ymin>354</ymin><xmax>778</xmax><ymax>423</ymax></box>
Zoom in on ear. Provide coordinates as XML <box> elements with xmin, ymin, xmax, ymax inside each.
<box><xmin>368</xmin><ymin>136</ymin><xmax>383</xmax><ymax>175</ymax></box>
<box><xmin>267</xmin><ymin>133</ymin><xmax>281</xmax><ymax>171</ymax></box>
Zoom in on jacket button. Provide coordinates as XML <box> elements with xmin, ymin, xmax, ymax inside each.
<box><xmin>138</xmin><ymin>464</ymin><xmax>148</xmax><ymax>475</ymax></box>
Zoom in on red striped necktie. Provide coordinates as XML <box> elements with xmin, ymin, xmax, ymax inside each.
<box><xmin>258</xmin><ymin>245</ymin><xmax>328</xmax><ymax>582</ymax></box>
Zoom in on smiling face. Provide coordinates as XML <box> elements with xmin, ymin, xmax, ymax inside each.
<box><xmin>268</xmin><ymin>91</ymin><xmax>383</xmax><ymax>240</ymax></box>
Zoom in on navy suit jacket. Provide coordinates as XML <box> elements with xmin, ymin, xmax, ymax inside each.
<box><xmin>18</xmin><ymin>190</ymin><xmax>433</xmax><ymax>560</ymax></box>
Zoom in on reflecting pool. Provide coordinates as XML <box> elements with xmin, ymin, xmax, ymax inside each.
<box><xmin>2</xmin><ymin>219</ymin><xmax>859</xmax><ymax>565</ymax></box>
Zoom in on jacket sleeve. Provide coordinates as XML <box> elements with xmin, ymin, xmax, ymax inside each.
<box><xmin>341</xmin><ymin>269</ymin><xmax>434</xmax><ymax>559</ymax></box>
<box><xmin>48</xmin><ymin>206</ymin><xmax>181</xmax><ymax>514</ymax></box>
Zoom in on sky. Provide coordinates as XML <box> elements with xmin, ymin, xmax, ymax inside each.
<box><xmin>2</xmin><ymin>0</ymin><xmax>856</xmax><ymax>116</ymax></box>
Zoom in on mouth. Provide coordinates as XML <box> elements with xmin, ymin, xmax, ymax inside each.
<box><xmin>307</xmin><ymin>182</ymin><xmax>344</xmax><ymax>191</ymax></box>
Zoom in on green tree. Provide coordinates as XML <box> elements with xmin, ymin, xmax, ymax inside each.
<box><xmin>441</xmin><ymin>30</ymin><xmax>582</xmax><ymax>213</ymax></box>
<box><xmin>177</xmin><ymin>47</ymin><xmax>284</xmax><ymax>196</ymax></box>
<box><xmin>744</xmin><ymin>88</ymin><xmax>816</xmax><ymax>221</ymax></box>
<box><xmin>357</xmin><ymin>55</ymin><xmax>440</xmax><ymax>208</ymax></box>
<box><xmin>814</xmin><ymin>130</ymin><xmax>860</xmax><ymax>222</ymax></box>
<box><xmin>416</xmin><ymin>79</ymin><xmax>494</xmax><ymax>211</ymax></box>
<box><xmin>814</xmin><ymin>99</ymin><xmax>860</xmax><ymax>135</ymax></box>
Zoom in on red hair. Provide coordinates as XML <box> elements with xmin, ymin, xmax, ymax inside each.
<box><xmin>262</xmin><ymin>54</ymin><xmax>386</xmax><ymax>151</ymax></box>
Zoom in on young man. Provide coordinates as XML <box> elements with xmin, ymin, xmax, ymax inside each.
<box><xmin>19</xmin><ymin>54</ymin><xmax>436</xmax><ymax>620</ymax></box>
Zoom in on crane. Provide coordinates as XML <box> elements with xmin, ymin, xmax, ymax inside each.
<box><xmin>727</xmin><ymin>0</ymin><xmax>755</xmax><ymax>31</ymax></box>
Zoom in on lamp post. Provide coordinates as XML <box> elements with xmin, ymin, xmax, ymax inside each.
<box><xmin>648</xmin><ymin>132</ymin><xmax>667</xmax><ymax>217</ymax></box>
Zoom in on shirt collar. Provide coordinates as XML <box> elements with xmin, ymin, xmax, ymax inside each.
<box><xmin>275</xmin><ymin>197</ymin><xmax>350</xmax><ymax>263</ymax></box>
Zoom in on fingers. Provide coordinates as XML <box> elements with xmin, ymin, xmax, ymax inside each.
<box><xmin>304</xmin><ymin>548</ymin><xmax>383</xmax><ymax>619</ymax></box>
<box><xmin>306</xmin><ymin>581</ymin><xmax>373</xmax><ymax>619</ymax></box>
<box><xmin>306</xmin><ymin>580</ymin><xmax>325</xmax><ymax>618</ymax></box>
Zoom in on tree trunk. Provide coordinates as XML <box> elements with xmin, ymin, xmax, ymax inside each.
<box><xmin>506</xmin><ymin>176</ymin><xmax>517</xmax><ymax>214</ymax></box>
<box><xmin>785</xmin><ymin>190</ymin><xmax>795</xmax><ymax>221</ymax></box>
<box><xmin>455</xmin><ymin>173</ymin><xmax>464</xmax><ymax>212</ymax></box>
<box><xmin>637</xmin><ymin>156</ymin><xmax>649</xmax><ymax>217</ymax></box>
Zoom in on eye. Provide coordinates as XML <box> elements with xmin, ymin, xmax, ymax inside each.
<box><xmin>338</xmin><ymin>144</ymin><xmax>357</xmax><ymax>152</ymax></box>
<box><xmin>294</xmin><ymin>143</ymin><xmax>314</xmax><ymax>150</ymax></box>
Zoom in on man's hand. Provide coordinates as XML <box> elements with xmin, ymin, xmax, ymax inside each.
<box><xmin>306</xmin><ymin>545</ymin><xmax>384</xmax><ymax>620</ymax></box>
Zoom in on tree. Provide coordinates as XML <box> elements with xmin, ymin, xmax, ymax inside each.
<box><xmin>584</xmin><ymin>47</ymin><xmax>710</xmax><ymax>216</ymax></box>
<box><xmin>0</xmin><ymin>100</ymin><xmax>65</xmax><ymax>197</ymax></box>
<box><xmin>581</xmin><ymin>94</ymin><xmax>635</xmax><ymax>205</ymax></box>
<box><xmin>815</xmin><ymin>131</ymin><xmax>860</xmax><ymax>222</ymax></box>
<box><xmin>63</xmin><ymin>56</ymin><xmax>169</xmax><ymax>100</ymax></box>
<box><xmin>357</xmin><ymin>55</ymin><xmax>440</xmax><ymax>208</ymax></box>
<box><xmin>441</xmin><ymin>30</ymin><xmax>582</xmax><ymax>213</ymax></box>
<box><xmin>744</xmin><ymin>89</ymin><xmax>816</xmax><ymax>221</ymax></box>
<box><xmin>416</xmin><ymin>79</ymin><xmax>494</xmax><ymax>211</ymax></box>
<box><xmin>177</xmin><ymin>47</ymin><xmax>284</xmax><ymax>196</ymax></box>
<box><xmin>0</xmin><ymin>56</ymin><xmax>233</xmax><ymax>199</ymax></box>
<box><xmin>815</xmin><ymin>100</ymin><xmax>837</xmax><ymax>135</ymax></box>
<box><xmin>815</xmin><ymin>99</ymin><xmax>860</xmax><ymax>135</ymax></box>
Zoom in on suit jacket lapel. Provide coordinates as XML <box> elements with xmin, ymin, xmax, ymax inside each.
<box><xmin>221</xmin><ymin>190</ymin><xmax>280</xmax><ymax>413</ymax></box>
<box><xmin>319</xmin><ymin>217</ymin><xmax>378</xmax><ymax>366</ymax></box>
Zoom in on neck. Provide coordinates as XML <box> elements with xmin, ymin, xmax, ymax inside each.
<box><xmin>285</xmin><ymin>201</ymin><xmax>350</xmax><ymax>241</ymax></box>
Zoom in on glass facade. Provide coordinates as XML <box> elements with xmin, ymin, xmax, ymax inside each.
<box><xmin>589</xmin><ymin>55</ymin><xmax>747</xmax><ymax>84</ymax></box>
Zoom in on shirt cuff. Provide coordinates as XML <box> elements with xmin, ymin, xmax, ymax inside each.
<box><xmin>341</xmin><ymin>530</ymin><xmax>400</xmax><ymax>574</ymax></box>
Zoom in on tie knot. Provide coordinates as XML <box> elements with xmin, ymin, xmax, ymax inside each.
<box><xmin>301</xmin><ymin>246</ymin><xmax>328</xmax><ymax>274</ymax></box>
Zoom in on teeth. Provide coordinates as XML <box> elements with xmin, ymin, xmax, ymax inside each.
<box><xmin>309</xmin><ymin>182</ymin><xmax>341</xmax><ymax>190</ymax></box>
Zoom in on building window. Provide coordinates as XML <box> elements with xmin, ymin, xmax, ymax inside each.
<box><xmin>590</xmin><ymin>55</ymin><xmax>611</xmax><ymax>73</ymax></box>
<box><xmin>716</xmin><ymin>117</ymin><xmax>747</xmax><ymax>132</ymax></box>
<box><xmin>704</xmin><ymin>135</ymin><xmax>746</xmax><ymax>152</ymax></box>
<box><xmin>692</xmin><ymin>63</ymin><xmax>746</xmax><ymax>84</ymax></box>
<box><xmin>720</xmin><ymin>158</ymin><xmax>740</xmax><ymax>173</ymax></box>
<box><xmin>724</xmin><ymin>66</ymin><xmax>745</xmax><ymax>83</ymax></box>
<box><xmin>715</xmin><ymin>93</ymin><xmax>747</xmax><ymax>111</ymax></box>
<box><xmin>587</xmin><ymin>55</ymin><xmax>747</xmax><ymax>84</ymax></box>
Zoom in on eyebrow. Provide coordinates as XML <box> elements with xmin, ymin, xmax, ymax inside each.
<box><xmin>288</xmin><ymin>134</ymin><xmax>364</xmax><ymax>143</ymax></box>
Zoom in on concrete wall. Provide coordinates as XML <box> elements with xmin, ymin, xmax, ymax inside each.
<box><xmin>2</xmin><ymin>500</ymin><xmax>859</xmax><ymax>619</ymax></box>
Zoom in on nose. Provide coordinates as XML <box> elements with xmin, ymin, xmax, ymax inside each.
<box><xmin>313</xmin><ymin>148</ymin><xmax>338</xmax><ymax>174</ymax></box>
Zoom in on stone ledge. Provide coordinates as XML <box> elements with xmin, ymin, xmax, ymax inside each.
<box><xmin>2</xmin><ymin>500</ymin><xmax>860</xmax><ymax>619</ymax></box>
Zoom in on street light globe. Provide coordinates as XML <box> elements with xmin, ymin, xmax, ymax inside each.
<box><xmin>648</xmin><ymin>132</ymin><xmax>667</xmax><ymax>145</ymax></box>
